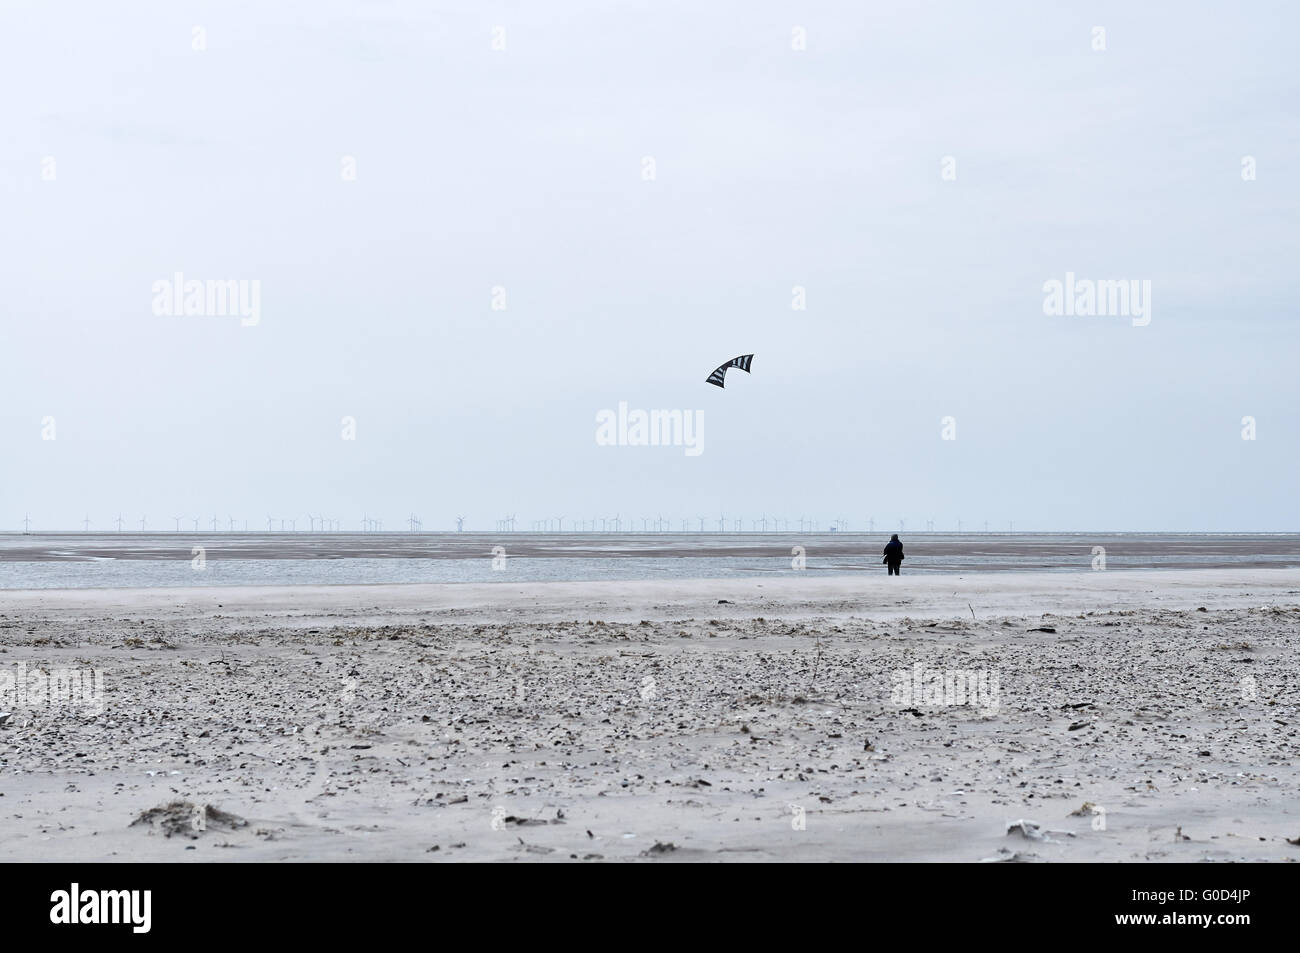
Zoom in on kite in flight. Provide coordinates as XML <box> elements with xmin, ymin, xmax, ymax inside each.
<box><xmin>705</xmin><ymin>354</ymin><xmax>754</xmax><ymax>388</ymax></box>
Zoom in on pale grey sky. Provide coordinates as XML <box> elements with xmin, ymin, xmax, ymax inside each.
<box><xmin>2</xmin><ymin>0</ymin><xmax>1297</xmax><ymax>531</ymax></box>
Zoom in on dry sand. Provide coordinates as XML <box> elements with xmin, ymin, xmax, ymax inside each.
<box><xmin>1</xmin><ymin>569</ymin><xmax>1298</xmax><ymax>862</ymax></box>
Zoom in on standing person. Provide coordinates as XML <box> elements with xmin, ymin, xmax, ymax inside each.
<box><xmin>883</xmin><ymin>534</ymin><xmax>904</xmax><ymax>576</ymax></box>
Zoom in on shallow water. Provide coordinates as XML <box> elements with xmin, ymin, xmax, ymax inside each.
<box><xmin>1</xmin><ymin>532</ymin><xmax>1297</xmax><ymax>589</ymax></box>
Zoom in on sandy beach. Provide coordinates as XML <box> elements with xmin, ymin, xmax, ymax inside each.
<box><xmin>2</xmin><ymin>568</ymin><xmax>1298</xmax><ymax>862</ymax></box>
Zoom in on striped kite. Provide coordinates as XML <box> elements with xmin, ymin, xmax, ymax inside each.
<box><xmin>705</xmin><ymin>354</ymin><xmax>754</xmax><ymax>388</ymax></box>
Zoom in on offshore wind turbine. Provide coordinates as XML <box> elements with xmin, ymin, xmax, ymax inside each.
<box><xmin>456</xmin><ymin>516</ymin><xmax>465</xmax><ymax>532</ymax></box>
<box><xmin>115</xmin><ymin>514</ymin><xmax>125</xmax><ymax>532</ymax></box>
<box><xmin>22</xmin><ymin>514</ymin><xmax>31</xmax><ymax>533</ymax></box>
<box><xmin>192</xmin><ymin>517</ymin><xmax>199</xmax><ymax>531</ymax></box>
<box><xmin>138</xmin><ymin>515</ymin><xmax>147</xmax><ymax>531</ymax></box>
<box><xmin>82</xmin><ymin>514</ymin><xmax>92</xmax><ymax>531</ymax></box>
<box><xmin>173</xmin><ymin>516</ymin><xmax>182</xmax><ymax>531</ymax></box>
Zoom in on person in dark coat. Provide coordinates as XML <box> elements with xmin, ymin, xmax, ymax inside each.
<box><xmin>882</xmin><ymin>534</ymin><xmax>904</xmax><ymax>576</ymax></box>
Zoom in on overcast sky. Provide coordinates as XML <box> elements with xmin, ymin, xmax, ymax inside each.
<box><xmin>2</xmin><ymin>0</ymin><xmax>1297</xmax><ymax>532</ymax></box>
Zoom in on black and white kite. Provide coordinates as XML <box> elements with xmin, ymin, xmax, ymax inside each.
<box><xmin>705</xmin><ymin>354</ymin><xmax>754</xmax><ymax>388</ymax></box>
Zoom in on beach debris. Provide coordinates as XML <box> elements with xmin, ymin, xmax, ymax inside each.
<box><xmin>1175</xmin><ymin>826</ymin><xmax>1190</xmax><ymax>841</ymax></box>
<box><xmin>717</xmin><ymin>599</ymin><xmax>732</xmax><ymax>604</ymax></box>
<box><xmin>980</xmin><ymin>848</ymin><xmax>1038</xmax><ymax>863</ymax></box>
<box><xmin>131</xmin><ymin>800</ymin><xmax>247</xmax><ymax>839</ymax></box>
<box><xmin>0</xmin><ymin>712</ymin><xmax>10</xmax><ymax>728</ymax></box>
<box><xmin>1068</xmin><ymin>721</ymin><xmax>1091</xmax><ymax>731</ymax></box>
<box><xmin>1069</xmin><ymin>802</ymin><xmax>1104</xmax><ymax>818</ymax></box>
<box><xmin>1027</xmin><ymin>626</ymin><xmax>1056</xmax><ymax>633</ymax></box>
<box><xmin>1006</xmin><ymin>819</ymin><xmax>1075</xmax><ymax>843</ymax></box>
<box><xmin>1286</xmin><ymin>835</ymin><xmax>1300</xmax><ymax>846</ymax></box>
<box><xmin>643</xmin><ymin>841</ymin><xmax>678</xmax><ymax>855</ymax></box>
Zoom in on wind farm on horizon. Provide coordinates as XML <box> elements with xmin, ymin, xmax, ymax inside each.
<box><xmin>7</xmin><ymin>512</ymin><xmax>1019</xmax><ymax>535</ymax></box>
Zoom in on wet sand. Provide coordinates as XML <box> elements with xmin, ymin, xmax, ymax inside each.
<box><xmin>3</xmin><ymin>532</ymin><xmax>1300</xmax><ymax>569</ymax></box>
<box><xmin>1</xmin><ymin>569</ymin><xmax>1298</xmax><ymax>862</ymax></box>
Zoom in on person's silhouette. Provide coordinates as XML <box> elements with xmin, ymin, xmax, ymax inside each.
<box><xmin>882</xmin><ymin>534</ymin><xmax>904</xmax><ymax>576</ymax></box>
